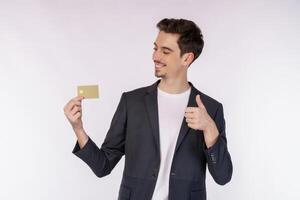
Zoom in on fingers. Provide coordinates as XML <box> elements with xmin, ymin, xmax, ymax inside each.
<box><xmin>184</xmin><ymin>112</ymin><xmax>194</xmax><ymax>118</ymax></box>
<box><xmin>66</xmin><ymin>105</ymin><xmax>82</xmax><ymax>122</ymax></box>
<box><xmin>64</xmin><ymin>96</ymin><xmax>84</xmax><ymax>114</ymax></box>
<box><xmin>74</xmin><ymin>96</ymin><xmax>85</xmax><ymax>101</ymax></box>
<box><xmin>185</xmin><ymin>107</ymin><xmax>198</xmax><ymax>122</ymax></box>
<box><xmin>185</xmin><ymin>117</ymin><xmax>194</xmax><ymax>123</ymax></box>
<box><xmin>185</xmin><ymin>107</ymin><xmax>200</xmax><ymax>124</ymax></box>
<box><xmin>63</xmin><ymin>96</ymin><xmax>84</xmax><ymax>124</ymax></box>
<box><xmin>185</xmin><ymin>107</ymin><xmax>198</xmax><ymax>113</ymax></box>
<box><xmin>68</xmin><ymin>96</ymin><xmax>84</xmax><ymax>109</ymax></box>
<box><xmin>71</xmin><ymin>111</ymin><xmax>82</xmax><ymax>122</ymax></box>
<box><xmin>70</xmin><ymin>105</ymin><xmax>81</xmax><ymax>116</ymax></box>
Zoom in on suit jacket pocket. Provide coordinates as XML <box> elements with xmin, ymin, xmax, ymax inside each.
<box><xmin>118</xmin><ymin>185</ymin><xmax>131</xmax><ymax>200</ymax></box>
<box><xmin>190</xmin><ymin>189</ymin><xmax>206</xmax><ymax>200</ymax></box>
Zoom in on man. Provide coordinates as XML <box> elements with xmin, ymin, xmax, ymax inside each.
<box><xmin>64</xmin><ymin>18</ymin><xmax>233</xmax><ymax>200</ymax></box>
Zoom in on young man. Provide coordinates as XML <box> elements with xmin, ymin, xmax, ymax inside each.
<box><xmin>64</xmin><ymin>18</ymin><xmax>233</xmax><ymax>200</ymax></box>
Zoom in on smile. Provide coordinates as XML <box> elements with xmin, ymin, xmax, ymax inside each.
<box><xmin>154</xmin><ymin>62</ymin><xmax>166</xmax><ymax>68</ymax></box>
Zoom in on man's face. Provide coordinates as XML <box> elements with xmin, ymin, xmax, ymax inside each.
<box><xmin>152</xmin><ymin>31</ymin><xmax>189</xmax><ymax>79</ymax></box>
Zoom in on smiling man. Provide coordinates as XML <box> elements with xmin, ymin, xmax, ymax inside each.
<box><xmin>64</xmin><ymin>18</ymin><xmax>233</xmax><ymax>200</ymax></box>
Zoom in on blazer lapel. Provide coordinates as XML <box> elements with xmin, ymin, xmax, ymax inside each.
<box><xmin>174</xmin><ymin>83</ymin><xmax>198</xmax><ymax>153</ymax></box>
<box><xmin>144</xmin><ymin>80</ymin><xmax>161</xmax><ymax>154</ymax></box>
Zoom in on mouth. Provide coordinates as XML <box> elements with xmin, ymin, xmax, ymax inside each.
<box><xmin>154</xmin><ymin>62</ymin><xmax>166</xmax><ymax>69</ymax></box>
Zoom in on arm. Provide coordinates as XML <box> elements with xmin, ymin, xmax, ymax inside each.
<box><xmin>72</xmin><ymin>92</ymin><xmax>127</xmax><ymax>178</ymax></box>
<box><xmin>203</xmin><ymin>103</ymin><xmax>233</xmax><ymax>185</ymax></box>
<box><xmin>73</xmin><ymin>128</ymin><xmax>89</xmax><ymax>149</ymax></box>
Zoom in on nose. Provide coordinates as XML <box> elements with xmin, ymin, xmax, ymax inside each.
<box><xmin>152</xmin><ymin>50</ymin><xmax>161</xmax><ymax>62</ymax></box>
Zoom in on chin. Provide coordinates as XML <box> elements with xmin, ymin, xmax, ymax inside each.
<box><xmin>155</xmin><ymin>73</ymin><xmax>165</xmax><ymax>78</ymax></box>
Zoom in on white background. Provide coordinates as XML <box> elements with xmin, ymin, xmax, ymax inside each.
<box><xmin>0</xmin><ymin>0</ymin><xmax>299</xmax><ymax>199</ymax></box>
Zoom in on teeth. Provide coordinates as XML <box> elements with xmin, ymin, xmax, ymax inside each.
<box><xmin>155</xmin><ymin>63</ymin><xmax>165</xmax><ymax>68</ymax></box>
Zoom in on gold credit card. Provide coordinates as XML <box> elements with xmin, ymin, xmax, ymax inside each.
<box><xmin>77</xmin><ymin>85</ymin><xmax>99</xmax><ymax>99</ymax></box>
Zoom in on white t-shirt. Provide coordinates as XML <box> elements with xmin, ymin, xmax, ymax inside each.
<box><xmin>151</xmin><ymin>86</ymin><xmax>191</xmax><ymax>200</ymax></box>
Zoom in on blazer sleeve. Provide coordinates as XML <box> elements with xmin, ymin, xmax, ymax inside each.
<box><xmin>72</xmin><ymin>92</ymin><xmax>127</xmax><ymax>178</ymax></box>
<box><xmin>204</xmin><ymin>103</ymin><xmax>233</xmax><ymax>185</ymax></box>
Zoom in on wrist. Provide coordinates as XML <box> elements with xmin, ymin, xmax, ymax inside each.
<box><xmin>203</xmin><ymin>120</ymin><xmax>216</xmax><ymax>133</ymax></box>
<box><xmin>203</xmin><ymin>121</ymin><xmax>219</xmax><ymax>148</ymax></box>
<box><xmin>73</xmin><ymin>127</ymin><xmax>85</xmax><ymax>134</ymax></box>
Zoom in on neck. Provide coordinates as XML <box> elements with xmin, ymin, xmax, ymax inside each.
<box><xmin>158</xmin><ymin>77</ymin><xmax>190</xmax><ymax>94</ymax></box>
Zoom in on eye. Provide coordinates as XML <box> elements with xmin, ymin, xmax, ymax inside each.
<box><xmin>153</xmin><ymin>47</ymin><xmax>157</xmax><ymax>51</ymax></box>
<box><xmin>163</xmin><ymin>51</ymin><xmax>170</xmax><ymax>55</ymax></box>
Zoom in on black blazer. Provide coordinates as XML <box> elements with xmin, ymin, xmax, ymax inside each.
<box><xmin>72</xmin><ymin>79</ymin><xmax>233</xmax><ymax>200</ymax></box>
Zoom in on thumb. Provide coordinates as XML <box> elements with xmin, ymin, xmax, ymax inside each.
<box><xmin>196</xmin><ymin>94</ymin><xmax>204</xmax><ymax>108</ymax></box>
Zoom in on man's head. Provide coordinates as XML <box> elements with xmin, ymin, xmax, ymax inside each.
<box><xmin>153</xmin><ymin>18</ymin><xmax>204</xmax><ymax>79</ymax></box>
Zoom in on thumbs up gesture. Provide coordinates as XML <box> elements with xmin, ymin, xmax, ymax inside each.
<box><xmin>185</xmin><ymin>94</ymin><xmax>212</xmax><ymax>131</ymax></box>
<box><xmin>184</xmin><ymin>94</ymin><xmax>219</xmax><ymax>148</ymax></box>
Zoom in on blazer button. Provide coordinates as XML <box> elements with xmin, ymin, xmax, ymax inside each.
<box><xmin>171</xmin><ymin>172</ymin><xmax>176</xmax><ymax>176</ymax></box>
<box><xmin>210</xmin><ymin>153</ymin><xmax>217</xmax><ymax>163</ymax></box>
<box><xmin>152</xmin><ymin>173</ymin><xmax>157</xmax><ymax>178</ymax></box>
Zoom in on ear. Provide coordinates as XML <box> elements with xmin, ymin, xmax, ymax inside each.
<box><xmin>182</xmin><ymin>52</ymin><xmax>194</xmax><ymax>67</ymax></box>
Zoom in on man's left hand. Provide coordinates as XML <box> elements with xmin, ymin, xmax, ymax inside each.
<box><xmin>184</xmin><ymin>94</ymin><xmax>219</xmax><ymax>148</ymax></box>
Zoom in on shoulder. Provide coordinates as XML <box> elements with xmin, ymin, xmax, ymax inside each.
<box><xmin>120</xmin><ymin>83</ymin><xmax>154</xmax><ymax>102</ymax></box>
<box><xmin>199</xmin><ymin>90</ymin><xmax>222</xmax><ymax>107</ymax></box>
<box><xmin>125</xmin><ymin>85</ymin><xmax>150</xmax><ymax>96</ymax></box>
<box><xmin>192</xmin><ymin>84</ymin><xmax>222</xmax><ymax>106</ymax></box>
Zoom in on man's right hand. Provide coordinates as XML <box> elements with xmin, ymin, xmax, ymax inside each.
<box><xmin>63</xmin><ymin>96</ymin><xmax>85</xmax><ymax>131</ymax></box>
<box><xmin>63</xmin><ymin>96</ymin><xmax>89</xmax><ymax>149</ymax></box>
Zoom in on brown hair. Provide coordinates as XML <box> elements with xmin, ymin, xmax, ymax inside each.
<box><xmin>157</xmin><ymin>18</ymin><xmax>204</xmax><ymax>64</ymax></box>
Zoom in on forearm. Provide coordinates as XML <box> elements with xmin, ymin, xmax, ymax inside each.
<box><xmin>204</xmin><ymin>103</ymin><xmax>233</xmax><ymax>185</ymax></box>
<box><xmin>72</xmin><ymin>126</ymin><xmax>124</xmax><ymax>178</ymax></box>
<box><xmin>205</xmin><ymin>136</ymin><xmax>233</xmax><ymax>185</ymax></box>
<box><xmin>203</xmin><ymin>120</ymin><xmax>219</xmax><ymax>148</ymax></box>
<box><xmin>73</xmin><ymin>128</ymin><xmax>89</xmax><ymax>149</ymax></box>
<box><xmin>72</xmin><ymin>136</ymin><xmax>111</xmax><ymax>178</ymax></box>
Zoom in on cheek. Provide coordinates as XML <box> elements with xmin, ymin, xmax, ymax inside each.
<box><xmin>169</xmin><ymin>55</ymin><xmax>181</xmax><ymax>63</ymax></box>
<box><xmin>152</xmin><ymin>52</ymin><xmax>156</xmax><ymax>60</ymax></box>
<box><xmin>168</xmin><ymin>57</ymin><xmax>182</xmax><ymax>68</ymax></box>
<box><xmin>165</xmin><ymin>56</ymin><xmax>176</xmax><ymax>64</ymax></box>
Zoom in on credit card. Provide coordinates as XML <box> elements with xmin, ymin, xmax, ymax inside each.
<box><xmin>77</xmin><ymin>85</ymin><xmax>99</xmax><ymax>99</ymax></box>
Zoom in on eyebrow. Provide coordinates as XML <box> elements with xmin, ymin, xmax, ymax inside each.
<box><xmin>154</xmin><ymin>42</ymin><xmax>174</xmax><ymax>52</ymax></box>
